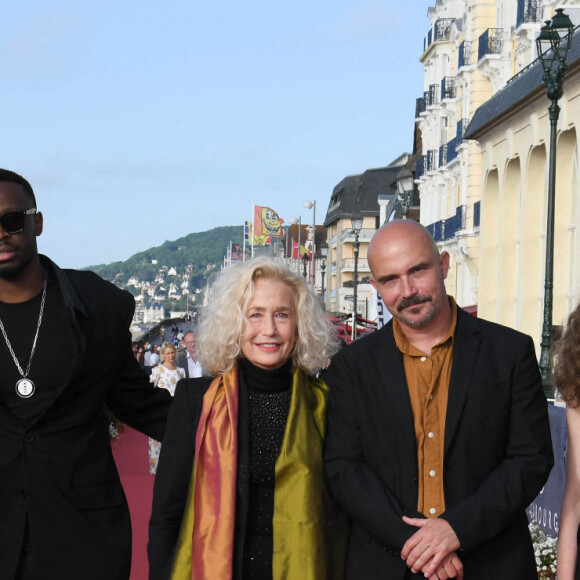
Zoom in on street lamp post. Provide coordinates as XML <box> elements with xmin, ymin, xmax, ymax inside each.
<box><xmin>351</xmin><ymin>217</ymin><xmax>363</xmax><ymax>341</ymax></box>
<box><xmin>536</xmin><ymin>9</ymin><xmax>574</xmax><ymax>398</ymax></box>
<box><xmin>320</xmin><ymin>242</ymin><xmax>329</xmax><ymax>306</ymax></box>
<box><xmin>304</xmin><ymin>201</ymin><xmax>316</xmax><ymax>286</ymax></box>
<box><xmin>396</xmin><ymin>169</ymin><xmax>415</xmax><ymax>219</ymax></box>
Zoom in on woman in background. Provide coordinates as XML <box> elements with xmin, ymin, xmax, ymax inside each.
<box><xmin>555</xmin><ymin>303</ymin><xmax>580</xmax><ymax>580</ymax></box>
<box><xmin>148</xmin><ymin>257</ymin><xmax>347</xmax><ymax>580</ymax></box>
<box><xmin>148</xmin><ymin>341</ymin><xmax>185</xmax><ymax>474</ymax></box>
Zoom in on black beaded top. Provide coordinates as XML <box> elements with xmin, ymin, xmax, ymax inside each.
<box><xmin>239</xmin><ymin>358</ymin><xmax>293</xmax><ymax>580</ymax></box>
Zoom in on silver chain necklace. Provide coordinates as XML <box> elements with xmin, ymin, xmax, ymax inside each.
<box><xmin>0</xmin><ymin>281</ymin><xmax>47</xmax><ymax>398</ymax></box>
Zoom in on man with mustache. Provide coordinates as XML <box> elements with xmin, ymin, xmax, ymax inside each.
<box><xmin>324</xmin><ymin>219</ymin><xmax>553</xmax><ymax>579</ymax></box>
<box><xmin>0</xmin><ymin>169</ymin><xmax>172</xmax><ymax>579</ymax></box>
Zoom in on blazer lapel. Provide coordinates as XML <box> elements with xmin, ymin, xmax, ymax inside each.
<box><xmin>444</xmin><ymin>309</ymin><xmax>481</xmax><ymax>454</ymax></box>
<box><xmin>372</xmin><ymin>324</ymin><xmax>417</xmax><ymax>457</ymax></box>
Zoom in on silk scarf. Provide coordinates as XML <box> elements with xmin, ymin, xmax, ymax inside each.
<box><xmin>170</xmin><ymin>364</ymin><xmax>347</xmax><ymax>580</ymax></box>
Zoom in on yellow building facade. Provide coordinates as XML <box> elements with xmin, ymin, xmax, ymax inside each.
<box><xmin>467</xmin><ymin>59</ymin><xmax>580</xmax><ymax>341</ymax></box>
<box><xmin>419</xmin><ymin>0</ymin><xmax>580</xmax><ymax>349</ymax></box>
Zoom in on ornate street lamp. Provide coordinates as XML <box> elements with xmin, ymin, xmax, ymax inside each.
<box><xmin>302</xmin><ymin>252</ymin><xmax>309</xmax><ymax>280</ymax></box>
<box><xmin>351</xmin><ymin>217</ymin><xmax>363</xmax><ymax>340</ymax></box>
<box><xmin>396</xmin><ymin>169</ymin><xmax>415</xmax><ymax>219</ymax></box>
<box><xmin>536</xmin><ymin>9</ymin><xmax>574</xmax><ymax>398</ymax></box>
<box><xmin>320</xmin><ymin>242</ymin><xmax>329</xmax><ymax>305</ymax></box>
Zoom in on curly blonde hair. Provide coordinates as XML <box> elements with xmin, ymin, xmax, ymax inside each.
<box><xmin>553</xmin><ymin>303</ymin><xmax>580</xmax><ymax>407</ymax></box>
<box><xmin>198</xmin><ymin>257</ymin><xmax>339</xmax><ymax>376</ymax></box>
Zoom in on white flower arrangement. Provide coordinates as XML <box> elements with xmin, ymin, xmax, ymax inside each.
<box><xmin>529</xmin><ymin>521</ymin><xmax>557</xmax><ymax>576</ymax></box>
<box><xmin>109</xmin><ymin>420</ymin><xmax>119</xmax><ymax>440</ymax></box>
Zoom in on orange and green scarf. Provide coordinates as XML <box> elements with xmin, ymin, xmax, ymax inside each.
<box><xmin>169</xmin><ymin>364</ymin><xmax>347</xmax><ymax>580</ymax></box>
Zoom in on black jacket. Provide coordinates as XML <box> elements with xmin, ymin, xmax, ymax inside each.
<box><xmin>324</xmin><ymin>307</ymin><xmax>554</xmax><ymax>579</ymax></box>
<box><xmin>0</xmin><ymin>256</ymin><xmax>172</xmax><ymax>579</ymax></box>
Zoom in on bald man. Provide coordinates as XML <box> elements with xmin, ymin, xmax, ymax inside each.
<box><xmin>324</xmin><ymin>220</ymin><xmax>553</xmax><ymax>580</ymax></box>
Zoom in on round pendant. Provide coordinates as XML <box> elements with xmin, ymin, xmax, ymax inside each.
<box><xmin>16</xmin><ymin>378</ymin><xmax>35</xmax><ymax>398</ymax></box>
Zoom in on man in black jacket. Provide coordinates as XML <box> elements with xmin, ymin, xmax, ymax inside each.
<box><xmin>324</xmin><ymin>219</ymin><xmax>553</xmax><ymax>579</ymax></box>
<box><xmin>0</xmin><ymin>169</ymin><xmax>172</xmax><ymax>579</ymax></box>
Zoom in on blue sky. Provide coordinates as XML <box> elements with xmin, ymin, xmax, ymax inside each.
<box><xmin>1</xmin><ymin>1</ymin><xmax>432</xmax><ymax>268</ymax></box>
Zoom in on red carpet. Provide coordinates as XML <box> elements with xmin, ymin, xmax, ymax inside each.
<box><xmin>112</xmin><ymin>426</ymin><xmax>154</xmax><ymax>580</ymax></box>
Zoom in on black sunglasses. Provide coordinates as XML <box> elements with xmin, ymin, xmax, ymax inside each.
<box><xmin>0</xmin><ymin>208</ymin><xmax>37</xmax><ymax>234</ymax></box>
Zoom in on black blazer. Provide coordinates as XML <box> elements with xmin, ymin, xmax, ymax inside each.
<box><xmin>0</xmin><ymin>257</ymin><xmax>172</xmax><ymax>580</ymax></box>
<box><xmin>324</xmin><ymin>307</ymin><xmax>553</xmax><ymax>580</ymax></box>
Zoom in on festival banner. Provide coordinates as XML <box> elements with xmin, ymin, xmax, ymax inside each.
<box><xmin>254</xmin><ymin>205</ymin><xmax>284</xmax><ymax>237</ymax></box>
<box><xmin>292</xmin><ymin>241</ymin><xmax>310</xmax><ymax>259</ymax></box>
<box><xmin>253</xmin><ymin>235</ymin><xmax>272</xmax><ymax>247</ymax></box>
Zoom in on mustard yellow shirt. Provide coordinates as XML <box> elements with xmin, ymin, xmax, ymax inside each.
<box><xmin>393</xmin><ymin>297</ymin><xmax>457</xmax><ymax>518</ymax></box>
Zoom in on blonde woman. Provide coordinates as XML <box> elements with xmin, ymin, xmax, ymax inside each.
<box><xmin>148</xmin><ymin>257</ymin><xmax>348</xmax><ymax>580</ymax></box>
<box><xmin>148</xmin><ymin>341</ymin><xmax>185</xmax><ymax>474</ymax></box>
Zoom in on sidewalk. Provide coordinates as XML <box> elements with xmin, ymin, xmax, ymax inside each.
<box><xmin>112</xmin><ymin>426</ymin><xmax>154</xmax><ymax>580</ymax></box>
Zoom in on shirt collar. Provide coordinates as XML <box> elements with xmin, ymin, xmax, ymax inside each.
<box><xmin>393</xmin><ymin>296</ymin><xmax>457</xmax><ymax>356</ymax></box>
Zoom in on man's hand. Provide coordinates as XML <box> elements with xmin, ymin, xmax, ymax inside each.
<box><xmin>401</xmin><ymin>516</ymin><xmax>461</xmax><ymax>577</ymax></box>
<box><xmin>425</xmin><ymin>552</ymin><xmax>464</xmax><ymax>580</ymax></box>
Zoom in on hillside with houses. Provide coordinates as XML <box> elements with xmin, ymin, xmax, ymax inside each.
<box><xmin>86</xmin><ymin>225</ymin><xmax>241</xmax><ymax>327</ymax></box>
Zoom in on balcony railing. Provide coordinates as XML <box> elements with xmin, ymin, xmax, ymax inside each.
<box><xmin>341</xmin><ymin>228</ymin><xmax>374</xmax><ymax>243</ymax></box>
<box><xmin>444</xmin><ymin>206</ymin><xmax>466</xmax><ymax>240</ymax></box>
<box><xmin>416</xmin><ymin>156</ymin><xmax>426</xmax><ymax>178</ymax></box>
<box><xmin>439</xmin><ymin>144</ymin><xmax>447</xmax><ymax>167</ymax></box>
<box><xmin>478</xmin><ymin>29</ymin><xmax>502</xmax><ymax>60</ymax></box>
<box><xmin>435</xmin><ymin>18</ymin><xmax>454</xmax><ymax>42</ymax></box>
<box><xmin>424</xmin><ymin>84</ymin><xmax>440</xmax><ymax>107</ymax></box>
<box><xmin>427</xmin><ymin>150</ymin><xmax>438</xmax><ymax>172</ymax></box>
<box><xmin>439</xmin><ymin>119</ymin><xmax>470</xmax><ymax>167</ymax></box>
<box><xmin>424</xmin><ymin>18</ymin><xmax>454</xmax><ymax>52</ymax></box>
<box><xmin>458</xmin><ymin>41</ymin><xmax>471</xmax><ymax>69</ymax></box>
<box><xmin>441</xmin><ymin>76</ymin><xmax>456</xmax><ymax>100</ymax></box>
<box><xmin>425</xmin><ymin>206</ymin><xmax>467</xmax><ymax>242</ymax></box>
<box><xmin>416</xmin><ymin>96</ymin><xmax>426</xmax><ymax>117</ymax></box>
<box><xmin>340</xmin><ymin>258</ymin><xmax>370</xmax><ymax>272</ymax></box>
<box><xmin>517</xmin><ymin>0</ymin><xmax>539</xmax><ymax>28</ymax></box>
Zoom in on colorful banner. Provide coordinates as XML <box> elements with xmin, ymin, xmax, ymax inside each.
<box><xmin>254</xmin><ymin>205</ymin><xmax>284</xmax><ymax>237</ymax></box>
<box><xmin>292</xmin><ymin>241</ymin><xmax>310</xmax><ymax>259</ymax></box>
<box><xmin>253</xmin><ymin>235</ymin><xmax>272</xmax><ymax>247</ymax></box>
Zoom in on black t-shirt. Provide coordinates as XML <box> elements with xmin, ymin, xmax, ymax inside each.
<box><xmin>0</xmin><ymin>279</ymin><xmax>71</xmax><ymax>425</ymax></box>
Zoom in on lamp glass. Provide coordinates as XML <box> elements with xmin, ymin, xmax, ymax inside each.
<box><xmin>351</xmin><ymin>217</ymin><xmax>363</xmax><ymax>233</ymax></box>
<box><xmin>549</xmin><ymin>9</ymin><xmax>574</xmax><ymax>59</ymax></box>
<box><xmin>537</xmin><ymin>22</ymin><xmax>558</xmax><ymax>73</ymax></box>
<box><xmin>396</xmin><ymin>169</ymin><xmax>414</xmax><ymax>195</ymax></box>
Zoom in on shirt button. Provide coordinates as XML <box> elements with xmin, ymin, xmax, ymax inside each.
<box><xmin>428</xmin><ymin>432</ymin><xmax>434</xmax><ymax>438</ymax></box>
<box><xmin>420</xmin><ymin>356</ymin><xmax>427</xmax><ymax>362</ymax></box>
<box><xmin>429</xmin><ymin>508</ymin><xmax>437</xmax><ymax>515</ymax></box>
<box><xmin>429</xmin><ymin>470</ymin><xmax>436</xmax><ymax>477</ymax></box>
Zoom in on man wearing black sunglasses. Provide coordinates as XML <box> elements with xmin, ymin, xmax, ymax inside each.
<box><xmin>0</xmin><ymin>169</ymin><xmax>172</xmax><ymax>580</ymax></box>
